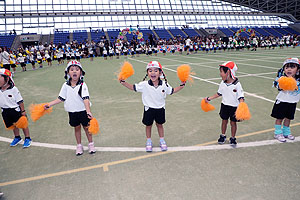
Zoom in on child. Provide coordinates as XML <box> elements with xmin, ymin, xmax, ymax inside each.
<box><xmin>44</xmin><ymin>60</ymin><xmax>96</xmax><ymax>155</ymax></box>
<box><xmin>120</xmin><ymin>61</ymin><xmax>185</xmax><ymax>152</ymax></box>
<box><xmin>271</xmin><ymin>58</ymin><xmax>300</xmax><ymax>142</ymax></box>
<box><xmin>0</xmin><ymin>69</ymin><xmax>32</xmax><ymax>148</ymax></box>
<box><xmin>205</xmin><ymin>61</ymin><xmax>245</xmax><ymax>145</ymax></box>
<box><xmin>17</xmin><ymin>53</ymin><xmax>27</xmax><ymax>71</ymax></box>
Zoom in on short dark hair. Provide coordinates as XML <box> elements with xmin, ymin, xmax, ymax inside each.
<box><xmin>219</xmin><ymin>66</ymin><xmax>229</xmax><ymax>73</ymax></box>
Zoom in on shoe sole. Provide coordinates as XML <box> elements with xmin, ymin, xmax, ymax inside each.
<box><xmin>10</xmin><ymin>139</ymin><xmax>23</xmax><ymax>147</ymax></box>
<box><xmin>218</xmin><ymin>141</ymin><xmax>225</xmax><ymax>144</ymax></box>
<box><xmin>89</xmin><ymin>151</ymin><xmax>96</xmax><ymax>154</ymax></box>
<box><xmin>23</xmin><ymin>142</ymin><xmax>31</xmax><ymax>148</ymax></box>
<box><xmin>146</xmin><ymin>147</ymin><xmax>152</xmax><ymax>152</ymax></box>
<box><xmin>76</xmin><ymin>153</ymin><xmax>83</xmax><ymax>156</ymax></box>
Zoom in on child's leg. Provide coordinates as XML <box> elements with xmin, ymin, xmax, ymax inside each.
<box><xmin>274</xmin><ymin>119</ymin><xmax>286</xmax><ymax>142</ymax></box>
<box><xmin>282</xmin><ymin>118</ymin><xmax>294</xmax><ymax>139</ymax></box>
<box><xmin>230</xmin><ymin>121</ymin><xmax>237</xmax><ymax>138</ymax></box>
<box><xmin>146</xmin><ymin>125</ymin><xmax>152</xmax><ymax>139</ymax></box>
<box><xmin>156</xmin><ymin>123</ymin><xmax>164</xmax><ymax>138</ymax></box>
<box><xmin>13</xmin><ymin>128</ymin><xmax>20</xmax><ymax>137</ymax></box>
<box><xmin>22</xmin><ymin>127</ymin><xmax>30</xmax><ymax>137</ymax></box>
<box><xmin>221</xmin><ymin>119</ymin><xmax>228</xmax><ymax>135</ymax></box>
<box><xmin>74</xmin><ymin>125</ymin><xmax>82</xmax><ymax>144</ymax></box>
<box><xmin>83</xmin><ymin>126</ymin><xmax>93</xmax><ymax>143</ymax></box>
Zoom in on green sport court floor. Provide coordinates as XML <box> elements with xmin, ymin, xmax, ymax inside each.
<box><xmin>0</xmin><ymin>47</ymin><xmax>300</xmax><ymax>200</ymax></box>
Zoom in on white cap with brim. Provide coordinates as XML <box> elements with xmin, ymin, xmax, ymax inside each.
<box><xmin>283</xmin><ymin>58</ymin><xmax>300</xmax><ymax>67</ymax></box>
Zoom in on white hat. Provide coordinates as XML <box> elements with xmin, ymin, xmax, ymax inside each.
<box><xmin>64</xmin><ymin>60</ymin><xmax>85</xmax><ymax>80</ymax></box>
<box><xmin>219</xmin><ymin>61</ymin><xmax>238</xmax><ymax>79</ymax></box>
<box><xmin>146</xmin><ymin>61</ymin><xmax>163</xmax><ymax>70</ymax></box>
<box><xmin>283</xmin><ymin>58</ymin><xmax>300</xmax><ymax>67</ymax></box>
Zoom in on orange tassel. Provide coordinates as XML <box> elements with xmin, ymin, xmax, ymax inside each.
<box><xmin>201</xmin><ymin>99</ymin><xmax>215</xmax><ymax>112</ymax></box>
<box><xmin>29</xmin><ymin>103</ymin><xmax>53</xmax><ymax>122</ymax></box>
<box><xmin>88</xmin><ymin>118</ymin><xmax>100</xmax><ymax>135</ymax></box>
<box><xmin>15</xmin><ymin>116</ymin><xmax>28</xmax><ymax>129</ymax></box>
<box><xmin>177</xmin><ymin>64</ymin><xmax>194</xmax><ymax>82</ymax></box>
<box><xmin>235</xmin><ymin>102</ymin><xmax>251</xmax><ymax>121</ymax></box>
<box><xmin>118</xmin><ymin>61</ymin><xmax>135</xmax><ymax>80</ymax></box>
<box><xmin>278</xmin><ymin>76</ymin><xmax>298</xmax><ymax>91</ymax></box>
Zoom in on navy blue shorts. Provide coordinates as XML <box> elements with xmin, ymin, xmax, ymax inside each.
<box><xmin>271</xmin><ymin>100</ymin><xmax>297</xmax><ymax>120</ymax></box>
<box><xmin>1</xmin><ymin>108</ymin><xmax>22</xmax><ymax>128</ymax></box>
<box><xmin>142</xmin><ymin>107</ymin><xmax>165</xmax><ymax>126</ymax></box>
<box><xmin>219</xmin><ymin>103</ymin><xmax>238</xmax><ymax>122</ymax></box>
<box><xmin>68</xmin><ymin>111</ymin><xmax>90</xmax><ymax>127</ymax></box>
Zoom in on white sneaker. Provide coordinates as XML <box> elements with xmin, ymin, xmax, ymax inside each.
<box><xmin>274</xmin><ymin>134</ymin><xmax>286</xmax><ymax>142</ymax></box>
<box><xmin>88</xmin><ymin>142</ymin><xmax>96</xmax><ymax>154</ymax></box>
<box><xmin>284</xmin><ymin>135</ymin><xmax>295</xmax><ymax>140</ymax></box>
<box><xmin>76</xmin><ymin>144</ymin><xmax>83</xmax><ymax>156</ymax></box>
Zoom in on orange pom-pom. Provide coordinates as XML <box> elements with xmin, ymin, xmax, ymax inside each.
<box><xmin>177</xmin><ymin>64</ymin><xmax>194</xmax><ymax>82</ymax></box>
<box><xmin>235</xmin><ymin>102</ymin><xmax>251</xmax><ymax>121</ymax></box>
<box><xmin>201</xmin><ymin>99</ymin><xmax>215</xmax><ymax>112</ymax></box>
<box><xmin>29</xmin><ymin>103</ymin><xmax>53</xmax><ymax>122</ymax></box>
<box><xmin>118</xmin><ymin>61</ymin><xmax>134</xmax><ymax>80</ymax></box>
<box><xmin>88</xmin><ymin>118</ymin><xmax>100</xmax><ymax>135</ymax></box>
<box><xmin>15</xmin><ymin>116</ymin><xmax>28</xmax><ymax>129</ymax></box>
<box><xmin>278</xmin><ymin>76</ymin><xmax>298</xmax><ymax>91</ymax></box>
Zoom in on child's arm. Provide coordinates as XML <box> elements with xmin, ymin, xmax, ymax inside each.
<box><xmin>120</xmin><ymin>80</ymin><xmax>134</xmax><ymax>91</ymax></box>
<box><xmin>173</xmin><ymin>82</ymin><xmax>186</xmax><ymax>94</ymax></box>
<box><xmin>83</xmin><ymin>99</ymin><xmax>93</xmax><ymax>119</ymax></box>
<box><xmin>205</xmin><ymin>93</ymin><xmax>221</xmax><ymax>102</ymax></box>
<box><xmin>18</xmin><ymin>102</ymin><xmax>27</xmax><ymax>116</ymax></box>
<box><xmin>45</xmin><ymin>98</ymin><xmax>62</xmax><ymax>109</ymax></box>
<box><xmin>239</xmin><ymin>97</ymin><xmax>244</xmax><ymax>103</ymax></box>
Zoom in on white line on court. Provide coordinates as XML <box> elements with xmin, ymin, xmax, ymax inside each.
<box><xmin>128</xmin><ymin>57</ymin><xmax>300</xmax><ymax>112</ymax></box>
<box><xmin>0</xmin><ymin>136</ymin><xmax>299</xmax><ymax>152</ymax></box>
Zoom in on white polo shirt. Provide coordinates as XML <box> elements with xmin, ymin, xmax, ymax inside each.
<box><xmin>134</xmin><ymin>80</ymin><xmax>173</xmax><ymax>111</ymax></box>
<box><xmin>58</xmin><ymin>82</ymin><xmax>90</xmax><ymax>112</ymax></box>
<box><xmin>217</xmin><ymin>79</ymin><xmax>244</xmax><ymax>107</ymax></box>
<box><xmin>0</xmin><ymin>86</ymin><xmax>23</xmax><ymax>111</ymax></box>
<box><xmin>276</xmin><ymin>89</ymin><xmax>300</xmax><ymax>103</ymax></box>
<box><xmin>1</xmin><ymin>51</ymin><xmax>10</xmax><ymax>65</ymax></box>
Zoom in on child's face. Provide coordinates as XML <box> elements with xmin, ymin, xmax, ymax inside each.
<box><xmin>147</xmin><ymin>67</ymin><xmax>161</xmax><ymax>82</ymax></box>
<box><xmin>219</xmin><ymin>68</ymin><xmax>229</xmax><ymax>81</ymax></box>
<box><xmin>0</xmin><ymin>75</ymin><xmax>7</xmax><ymax>87</ymax></box>
<box><xmin>68</xmin><ymin>66</ymin><xmax>82</xmax><ymax>81</ymax></box>
<box><xmin>284</xmin><ymin>63</ymin><xmax>299</xmax><ymax>77</ymax></box>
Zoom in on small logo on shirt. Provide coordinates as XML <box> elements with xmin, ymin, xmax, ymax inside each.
<box><xmin>8</xmin><ymin>95</ymin><xmax>12</xmax><ymax>97</ymax></box>
<box><xmin>162</xmin><ymin>90</ymin><xmax>165</xmax><ymax>93</ymax></box>
<box><xmin>233</xmin><ymin>89</ymin><xmax>237</xmax><ymax>92</ymax></box>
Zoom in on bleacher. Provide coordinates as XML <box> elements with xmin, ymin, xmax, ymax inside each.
<box><xmin>219</xmin><ymin>28</ymin><xmax>235</xmax><ymax>37</ymax></box>
<box><xmin>53</xmin><ymin>32</ymin><xmax>69</xmax><ymax>44</ymax></box>
<box><xmin>252</xmin><ymin>27</ymin><xmax>271</xmax><ymax>36</ymax></box>
<box><xmin>0</xmin><ymin>34</ymin><xmax>16</xmax><ymax>49</ymax></box>
<box><xmin>263</xmin><ymin>27</ymin><xmax>282</xmax><ymax>37</ymax></box>
<box><xmin>183</xmin><ymin>28</ymin><xmax>199</xmax><ymax>37</ymax></box>
<box><xmin>138</xmin><ymin>28</ymin><xmax>153</xmax><ymax>41</ymax></box>
<box><xmin>73</xmin><ymin>30</ymin><xmax>88</xmax><ymax>43</ymax></box>
<box><xmin>107</xmin><ymin>29</ymin><xmax>120</xmax><ymax>43</ymax></box>
<box><xmin>283</xmin><ymin>27</ymin><xmax>300</xmax><ymax>35</ymax></box>
<box><xmin>154</xmin><ymin>29</ymin><xmax>172</xmax><ymax>40</ymax></box>
<box><xmin>90</xmin><ymin>30</ymin><xmax>106</xmax><ymax>42</ymax></box>
<box><xmin>169</xmin><ymin>28</ymin><xmax>186</xmax><ymax>38</ymax></box>
<box><xmin>273</xmin><ymin>27</ymin><xmax>290</xmax><ymax>36</ymax></box>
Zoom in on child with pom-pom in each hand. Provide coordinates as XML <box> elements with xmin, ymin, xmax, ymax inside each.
<box><xmin>120</xmin><ymin>61</ymin><xmax>185</xmax><ymax>152</ymax></box>
<box><xmin>0</xmin><ymin>69</ymin><xmax>31</xmax><ymax>148</ymax></box>
<box><xmin>271</xmin><ymin>58</ymin><xmax>300</xmax><ymax>142</ymax></box>
<box><xmin>44</xmin><ymin>60</ymin><xmax>96</xmax><ymax>155</ymax></box>
<box><xmin>205</xmin><ymin>61</ymin><xmax>245</xmax><ymax>145</ymax></box>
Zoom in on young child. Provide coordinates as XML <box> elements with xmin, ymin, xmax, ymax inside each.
<box><xmin>44</xmin><ymin>60</ymin><xmax>96</xmax><ymax>155</ymax></box>
<box><xmin>0</xmin><ymin>69</ymin><xmax>32</xmax><ymax>148</ymax></box>
<box><xmin>271</xmin><ymin>58</ymin><xmax>300</xmax><ymax>142</ymax></box>
<box><xmin>205</xmin><ymin>61</ymin><xmax>245</xmax><ymax>145</ymax></box>
<box><xmin>120</xmin><ymin>61</ymin><xmax>185</xmax><ymax>152</ymax></box>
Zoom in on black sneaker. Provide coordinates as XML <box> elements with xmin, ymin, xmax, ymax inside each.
<box><xmin>230</xmin><ymin>137</ymin><xmax>237</xmax><ymax>145</ymax></box>
<box><xmin>218</xmin><ymin>134</ymin><xmax>226</xmax><ymax>144</ymax></box>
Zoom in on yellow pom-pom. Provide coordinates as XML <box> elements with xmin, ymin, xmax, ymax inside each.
<box><xmin>118</xmin><ymin>61</ymin><xmax>135</xmax><ymax>80</ymax></box>
<box><xmin>15</xmin><ymin>116</ymin><xmax>28</xmax><ymax>129</ymax></box>
<box><xmin>201</xmin><ymin>99</ymin><xmax>215</xmax><ymax>112</ymax></box>
<box><xmin>278</xmin><ymin>76</ymin><xmax>298</xmax><ymax>91</ymax></box>
<box><xmin>235</xmin><ymin>102</ymin><xmax>251</xmax><ymax>121</ymax></box>
<box><xmin>177</xmin><ymin>64</ymin><xmax>194</xmax><ymax>82</ymax></box>
<box><xmin>88</xmin><ymin>118</ymin><xmax>100</xmax><ymax>135</ymax></box>
<box><xmin>29</xmin><ymin>103</ymin><xmax>53</xmax><ymax>122</ymax></box>
<box><xmin>10</xmin><ymin>60</ymin><xmax>14</xmax><ymax>64</ymax></box>
<box><xmin>26</xmin><ymin>50</ymin><xmax>30</xmax><ymax>55</ymax></box>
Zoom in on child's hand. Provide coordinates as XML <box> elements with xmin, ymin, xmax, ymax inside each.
<box><xmin>120</xmin><ymin>80</ymin><xmax>125</xmax><ymax>85</ymax></box>
<box><xmin>21</xmin><ymin>110</ymin><xmax>27</xmax><ymax>116</ymax></box>
<box><xmin>44</xmin><ymin>104</ymin><xmax>50</xmax><ymax>110</ymax></box>
<box><xmin>87</xmin><ymin>112</ymin><xmax>93</xmax><ymax>119</ymax></box>
<box><xmin>180</xmin><ymin>81</ymin><xmax>186</xmax><ymax>87</ymax></box>
<box><xmin>205</xmin><ymin>97</ymin><xmax>211</xmax><ymax>103</ymax></box>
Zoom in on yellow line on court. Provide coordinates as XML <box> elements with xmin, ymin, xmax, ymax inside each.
<box><xmin>1</xmin><ymin>122</ymin><xmax>300</xmax><ymax>187</ymax></box>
